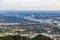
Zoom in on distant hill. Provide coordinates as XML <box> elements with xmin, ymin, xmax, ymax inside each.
<box><xmin>0</xmin><ymin>10</ymin><xmax>60</xmax><ymax>23</ymax></box>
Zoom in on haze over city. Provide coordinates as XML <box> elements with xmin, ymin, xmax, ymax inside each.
<box><xmin>0</xmin><ymin>0</ymin><xmax>60</xmax><ymax>10</ymax></box>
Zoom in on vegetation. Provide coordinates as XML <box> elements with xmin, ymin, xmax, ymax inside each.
<box><xmin>0</xmin><ymin>35</ymin><xmax>53</xmax><ymax>40</ymax></box>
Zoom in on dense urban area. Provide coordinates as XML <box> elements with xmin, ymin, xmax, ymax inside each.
<box><xmin>0</xmin><ymin>10</ymin><xmax>60</xmax><ymax>40</ymax></box>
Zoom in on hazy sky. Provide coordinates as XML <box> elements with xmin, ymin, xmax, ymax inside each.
<box><xmin>0</xmin><ymin>0</ymin><xmax>60</xmax><ymax>10</ymax></box>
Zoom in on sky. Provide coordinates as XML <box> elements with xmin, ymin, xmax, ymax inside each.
<box><xmin>0</xmin><ymin>0</ymin><xmax>60</xmax><ymax>10</ymax></box>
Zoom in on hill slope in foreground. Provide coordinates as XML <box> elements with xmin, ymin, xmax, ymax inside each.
<box><xmin>0</xmin><ymin>35</ymin><xmax>53</xmax><ymax>40</ymax></box>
